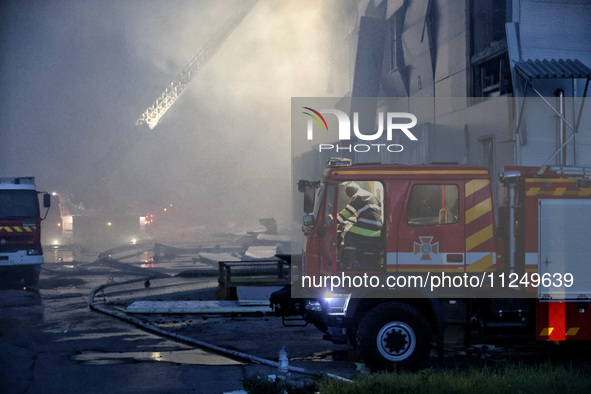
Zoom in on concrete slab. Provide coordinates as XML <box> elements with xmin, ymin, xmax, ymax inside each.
<box><xmin>236</xmin><ymin>286</ymin><xmax>284</xmax><ymax>306</ymax></box>
<box><xmin>126</xmin><ymin>300</ymin><xmax>273</xmax><ymax>314</ymax></box>
<box><xmin>256</xmin><ymin>233</ymin><xmax>291</xmax><ymax>243</ymax></box>
<box><xmin>199</xmin><ymin>252</ymin><xmax>240</xmax><ymax>264</ymax></box>
<box><xmin>244</xmin><ymin>245</ymin><xmax>277</xmax><ymax>259</ymax></box>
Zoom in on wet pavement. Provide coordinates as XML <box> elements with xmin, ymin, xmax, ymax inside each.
<box><xmin>3</xmin><ymin>243</ymin><xmax>591</xmax><ymax>393</ymax></box>
<box><xmin>0</xmin><ymin>245</ymin><xmax>356</xmax><ymax>394</ymax></box>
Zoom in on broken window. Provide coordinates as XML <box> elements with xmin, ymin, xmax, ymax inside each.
<box><xmin>470</xmin><ymin>0</ymin><xmax>512</xmax><ymax>98</ymax></box>
<box><xmin>472</xmin><ymin>52</ymin><xmax>512</xmax><ymax>97</ymax></box>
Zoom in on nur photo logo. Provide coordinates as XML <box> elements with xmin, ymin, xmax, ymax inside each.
<box><xmin>302</xmin><ymin>107</ymin><xmax>418</xmax><ymax>153</ymax></box>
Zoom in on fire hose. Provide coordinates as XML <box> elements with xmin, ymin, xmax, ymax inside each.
<box><xmin>88</xmin><ymin>277</ymin><xmax>352</xmax><ymax>383</ymax></box>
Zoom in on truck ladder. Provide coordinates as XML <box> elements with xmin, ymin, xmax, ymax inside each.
<box><xmin>136</xmin><ymin>0</ymin><xmax>257</xmax><ymax>129</ymax></box>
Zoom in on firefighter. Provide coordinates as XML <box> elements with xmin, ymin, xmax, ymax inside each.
<box><xmin>337</xmin><ymin>182</ymin><xmax>382</xmax><ymax>269</ymax></box>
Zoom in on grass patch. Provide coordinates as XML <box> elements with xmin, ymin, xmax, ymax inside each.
<box><xmin>242</xmin><ymin>375</ymin><xmax>318</xmax><ymax>394</ymax></box>
<box><xmin>319</xmin><ymin>363</ymin><xmax>591</xmax><ymax>394</ymax></box>
<box><xmin>244</xmin><ymin>363</ymin><xmax>591</xmax><ymax>394</ymax></box>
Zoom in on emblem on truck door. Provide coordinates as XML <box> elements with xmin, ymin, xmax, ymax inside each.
<box><xmin>413</xmin><ymin>236</ymin><xmax>439</xmax><ymax>261</ymax></box>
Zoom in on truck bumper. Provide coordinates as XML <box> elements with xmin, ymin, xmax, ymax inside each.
<box><xmin>303</xmin><ymin>297</ymin><xmax>351</xmax><ymax>344</ymax></box>
<box><xmin>0</xmin><ymin>250</ymin><xmax>44</xmax><ymax>266</ymax></box>
<box><xmin>537</xmin><ymin>300</ymin><xmax>591</xmax><ymax>341</ymax></box>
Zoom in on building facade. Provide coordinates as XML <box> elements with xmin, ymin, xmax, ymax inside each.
<box><xmin>295</xmin><ymin>0</ymin><xmax>591</xmax><ymax>194</ymax></box>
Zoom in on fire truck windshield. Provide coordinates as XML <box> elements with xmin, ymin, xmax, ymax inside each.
<box><xmin>0</xmin><ymin>190</ymin><xmax>40</xmax><ymax>219</ymax></box>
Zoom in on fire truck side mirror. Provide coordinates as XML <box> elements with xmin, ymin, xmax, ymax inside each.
<box><xmin>43</xmin><ymin>193</ymin><xmax>51</xmax><ymax>208</ymax></box>
<box><xmin>298</xmin><ymin>180</ymin><xmax>318</xmax><ymax>214</ymax></box>
<box><xmin>303</xmin><ymin>187</ymin><xmax>315</xmax><ymax>214</ymax></box>
<box><xmin>302</xmin><ymin>215</ymin><xmax>315</xmax><ymax>233</ymax></box>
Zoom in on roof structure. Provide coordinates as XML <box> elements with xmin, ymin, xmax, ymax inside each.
<box><xmin>515</xmin><ymin>58</ymin><xmax>591</xmax><ymax>80</ymax></box>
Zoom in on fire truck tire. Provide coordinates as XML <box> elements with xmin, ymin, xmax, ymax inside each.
<box><xmin>24</xmin><ymin>265</ymin><xmax>40</xmax><ymax>286</ymax></box>
<box><xmin>356</xmin><ymin>302</ymin><xmax>430</xmax><ymax>371</ymax></box>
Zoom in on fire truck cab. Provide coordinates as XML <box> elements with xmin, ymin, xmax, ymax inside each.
<box><xmin>296</xmin><ymin>159</ymin><xmax>591</xmax><ymax>370</ymax></box>
<box><xmin>0</xmin><ymin>177</ymin><xmax>50</xmax><ymax>286</ymax></box>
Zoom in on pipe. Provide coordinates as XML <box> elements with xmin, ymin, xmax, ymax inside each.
<box><xmin>89</xmin><ymin>278</ymin><xmax>352</xmax><ymax>383</ymax></box>
<box><xmin>556</xmin><ymin>89</ymin><xmax>566</xmax><ymax>165</ymax></box>
<box><xmin>507</xmin><ymin>181</ymin><xmax>517</xmax><ymax>275</ymax></box>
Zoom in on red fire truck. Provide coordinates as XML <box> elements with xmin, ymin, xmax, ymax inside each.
<box><xmin>0</xmin><ymin>177</ymin><xmax>51</xmax><ymax>286</ymax></box>
<box><xmin>293</xmin><ymin>158</ymin><xmax>591</xmax><ymax>370</ymax></box>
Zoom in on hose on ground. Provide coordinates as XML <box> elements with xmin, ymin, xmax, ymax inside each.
<box><xmin>88</xmin><ymin>278</ymin><xmax>352</xmax><ymax>383</ymax></box>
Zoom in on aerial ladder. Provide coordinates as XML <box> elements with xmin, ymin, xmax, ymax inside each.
<box><xmin>136</xmin><ymin>0</ymin><xmax>257</xmax><ymax>129</ymax></box>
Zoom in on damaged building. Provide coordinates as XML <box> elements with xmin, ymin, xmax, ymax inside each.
<box><xmin>293</xmin><ymin>0</ymin><xmax>591</xmax><ymax>208</ymax></box>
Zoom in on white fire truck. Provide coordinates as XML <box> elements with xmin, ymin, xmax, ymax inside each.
<box><xmin>0</xmin><ymin>177</ymin><xmax>50</xmax><ymax>286</ymax></box>
<box><xmin>291</xmin><ymin>158</ymin><xmax>591</xmax><ymax>370</ymax></box>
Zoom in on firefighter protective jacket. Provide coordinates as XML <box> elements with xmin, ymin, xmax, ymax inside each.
<box><xmin>337</xmin><ymin>189</ymin><xmax>382</xmax><ymax>237</ymax></box>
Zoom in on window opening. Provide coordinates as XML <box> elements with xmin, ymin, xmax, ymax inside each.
<box><xmin>407</xmin><ymin>184</ymin><xmax>459</xmax><ymax>226</ymax></box>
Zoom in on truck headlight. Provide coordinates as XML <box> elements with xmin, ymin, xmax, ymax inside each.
<box><xmin>27</xmin><ymin>247</ymin><xmax>43</xmax><ymax>255</ymax></box>
<box><xmin>305</xmin><ymin>300</ymin><xmax>322</xmax><ymax>312</ymax></box>
<box><xmin>323</xmin><ymin>292</ymin><xmax>351</xmax><ymax>316</ymax></box>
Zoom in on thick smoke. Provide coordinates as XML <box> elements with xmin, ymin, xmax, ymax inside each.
<box><xmin>1</xmin><ymin>0</ymin><xmax>332</xmax><ymax>237</ymax></box>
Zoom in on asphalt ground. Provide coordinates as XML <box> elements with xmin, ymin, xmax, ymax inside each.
<box><xmin>90</xmin><ymin>259</ymin><xmax>360</xmax><ymax>381</ymax></box>
<box><xmin>0</xmin><ymin>245</ymin><xmax>358</xmax><ymax>393</ymax></box>
<box><xmin>91</xmin><ymin>252</ymin><xmax>591</xmax><ymax>374</ymax></box>
<box><xmin>4</xmin><ymin>244</ymin><xmax>591</xmax><ymax>393</ymax></box>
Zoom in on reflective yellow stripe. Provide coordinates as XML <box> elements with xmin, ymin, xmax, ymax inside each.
<box><xmin>466</xmin><ymin>225</ymin><xmax>493</xmax><ymax>251</ymax></box>
<box><xmin>553</xmin><ymin>187</ymin><xmax>566</xmax><ymax>196</ymax></box>
<box><xmin>526</xmin><ymin>187</ymin><xmax>591</xmax><ymax>196</ymax></box>
<box><xmin>466</xmin><ymin>252</ymin><xmax>494</xmax><ymax>272</ymax></box>
<box><xmin>539</xmin><ymin>327</ymin><xmax>554</xmax><ymax>336</ymax></box>
<box><xmin>348</xmin><ymin>227</ymin><xmax>381</xmax><ymax>237</ymax></box>
<box><xmin>340</xmin><ymin>210</ymin><xmax>353</xmax><ymax>220</ymax></box>
<box><xmin>465</xmin><ymin>179</ymin><xmax>489</xmax><ymax>198</ymax></box>
<box><xmin>0</xmin><ymin>226</ymin><xmax>36</xmax><ymax>232</ymax></box>
<box><xmin>566</xmin><ymin>327</ymin><xmax>580</xmax><ymax>336</ymax></box>
<box><xmin>465</xmin><ymin>197</ymin><xmax>492</xmax><ymax>225</ymax></box>
<box><xmin>525</xmin><ymin>178</ymin><xmax>575</xmax><ymax>183</ymax></box>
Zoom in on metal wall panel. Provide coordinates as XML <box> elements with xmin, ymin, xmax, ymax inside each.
<box><xmin>517</xmin><ymin>97</ymin><xmax>591</xmax><ymax>167</ymax></box>
<box><xmin>519</xmin><ymin>1</ymin><xmax>591</xmax><ymax>67</ymax></box>
<box><xmin>539</xmin><ymin>199</ymin><xmax>591</xmax><ymax>299</ymax></box>
<box><xmin>518</xmin><ymin>0</ymin><xmax>591</xmax><ymax>95</ymax></box>
<box><xmin>352</xmin><ymin>16</ymin><xmax>387</xmax><ymax>98</ymax></box>
<box><xmin>402</xmin><ymin>0</ymin><xmax>434</xmax><ymax>97</ymax></box>
<box><xmin>404</xmin><ymin>0</ymin><xmax>431</xmax><ymax>26</ymax></box>
<box><xmin>575</xmin><ymin>98</ymin><xmax>591</xmax><ymax>166</ymax></box>
<box><xmin>386</xmin><ymin>0</ymin><xmax>404</xmax><ymax>19</ymax></box>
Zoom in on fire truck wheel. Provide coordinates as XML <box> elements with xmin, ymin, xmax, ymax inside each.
<box><xmin>356</xmin><ymin>302</ymin><xmax>430</xmax><ymax>371</ymax></box>
<box><xmin>24</xmin><ymin>265</ymin><xmax>40</xmax><ymax>286</ymax></box>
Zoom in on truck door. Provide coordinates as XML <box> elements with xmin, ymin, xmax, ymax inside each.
<box><xmin>397</xmin><ymin>182</ymin><xmax>465</xmax><ymax>273</ymax></box>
